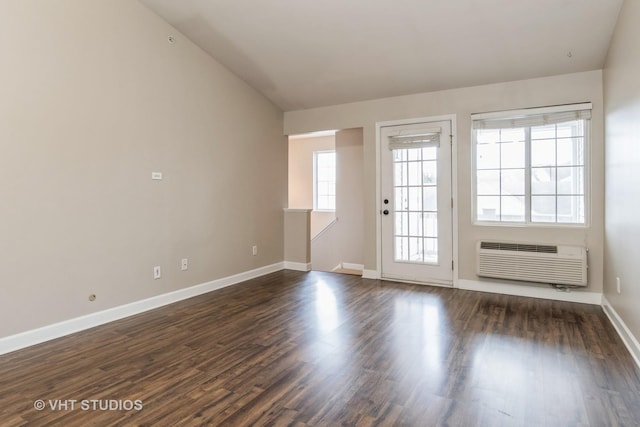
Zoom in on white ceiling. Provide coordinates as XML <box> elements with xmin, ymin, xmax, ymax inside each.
<box><xmin>140</xmin><ymin>0</ymin><xmax>622</xmax><ymax>111</ymax></box>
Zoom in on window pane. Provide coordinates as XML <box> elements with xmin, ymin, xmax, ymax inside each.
<box><xmin>558</xmin><ymin>196</ymin><xmax>585</xmax><ymax>224</ymax></box>
<box><xmin>395</xmin><ymin>212</ymin><xmax>408</xmax><ymax>236</ymax></box>
<box><xmin>315</xmin><ymin>151</ymin><xmax>336</xmax><ymax>210</ymax></box>
<box><xmin>395</xmin><ymin>236</ymin><xmax>409</xmax><ymax>261</ymax></box>
<box><xmin>422</xmin><ymin>161</ymin><xmax>437</xmax><ymax>184</ymax></box>
<box><xmin>501</xmin><ymin>169</ymin><xmax>525</xmax><ymax>195</ymax></box>
<box><xmin>531</xmin><ymin>196</ymin><xmax>556</xmax><ymax>223</ymax></box>
<box><xmin>557</xmin><ymin>166</ymin><xmax>584</xmax><ymax>195</ymax></box>
<box><xmin>394</xmin><ymin>162</ymin><xmax>407</xmax><ymax>186</ymax></box>
<box><xmin>477</xmin><ymin>129</ymin><xmax>500</xmax><ymax>145</ymax></box>
<box><xmin>477</xmin><ymin>170</ymin><xmax>500</xmax><ymax>195</ymax></box>
<box><xmin>393</xmin><ymin>149</ymin><xmax>406</xmax><ymax>161</ymax></box>
<box><xmin>423</xmin><ymin>213</ymin><xmax>437</xmax><ymax>238</ymax></box>
<box><xmin>501</xmin><ymin>140</ymin><xmax>525</xmax><ymax>169</ymax></box>
<box><xmin>318</xmin><ymin>196</ymin><xmax>335</xmax><ymax>210</ymax></box>
<box><xmin>408</xmin><ymin>212</ymin><xmax>423</xmax><ymax>237</ymax></box>
<box><xmin>477</xmin><ymin>141</ymin><xmax>500</xmax><ymax>169</ymax></box>
<box><xmin>409</xmin><ymin>237</ymin><xmax>423</xmax><ymax>262</ymax></box>
<box><xmin>477</xmin><ymin>196</ymin><xmax>500</xmax><ymax>221</ymax></box>
<box><xmin>557</xmin><ymin>138</ymin><xmax>584</xmax><ymax>166</ymax></box>
<box><xmin>408</xmin><ymin>187</ymin><xmax>422</xmax><ymax>211</ymax></box>
<box><xmin>501</xmin><ymin>128</ymin><xmax>525</xmax><ymax>143</ymax></box>
<box><xmin>395</xmin><ymin>188</ymin><xmax>407</xmax><ymax>211</ymax></box>
<box><xmin>531</xmin><ymin>124</ymin><xmax>555</xmax><ymax>140</ymax></box>
<box><xmin>557</xmin><ymin>120</ymin><xmax>583</xmax><ymax>138</ymax></box>
<box><xmin>408</xmin><ymin>148</ymin><xmax>421</xmax><ymax>161</ymax></box>
<box><xmin>408</xmin><ymin>162</ymin><xmax>421</xmax><ymax>186</ymax></box>
<box><xmin>531</xmin><ymin>139</ymin><xmax>556</xmax><ymax>167</ymax></box>
<box><xmin>424</xmin><ymin>238</ymin><xmax>438</xmax><ymax>264</ymax></box>
<box><xmin>423</xmin><ymin>187</ymin><xmax>437</xmax><ymax>211</ymax></box>
<box><xmin>531</xmin><ymin>167</ymin><xmax>556</xmax><ymax>195</ymax></box>
<box><xmin>501</xmin><ymin>196</ymin><xmax>525</xmax><ymax>222</ymax></box>
<box><xmin>317</xmin><ymin>168</ymin><xmax>333</xmax><ymax>181</ymax></box>
<box><xmin>422</xmin><ymin>147</ymin><xmax>437</xmax><ymax>160</ymax></box>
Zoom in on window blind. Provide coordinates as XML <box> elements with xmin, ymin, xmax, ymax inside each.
<box><xmin>388</xmin><ymin>128</ymin><xmax>441</xmax><ymax>150</ymax></box>
<box><xmin>472</xmin><ymin>103</ymin><xmax>592</xmax><ymax>130</ymax></box>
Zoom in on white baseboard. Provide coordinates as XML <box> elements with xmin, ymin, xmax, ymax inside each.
<box><xmin>283</xmin><ymin>261</ymin><xmax>312</xmax><ymax>271</ymax></box>
<box><xmin>601</xmin><ymin>296</ymin><xmax>640</xmax><ymax>369</ymax></box>
<box><xmin>362</xmin><ymin>269</ymin><xmax>379</xmax><ymax>279</ymax></box>
<box><xmin>0</xmin><ymin>262</ymin><xmax>285</xmax><ymax>356</ymax></box>
<box><xmin>457</xmin><ymin>279</ymin><xmax>602</xmax><ymax>305</ymax></box>
<box><xmin>342</xmin><ymin>263</ymin><xmax>364</xmax><ymax>271</ymax></box>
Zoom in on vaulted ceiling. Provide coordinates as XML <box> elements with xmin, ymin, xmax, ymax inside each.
<box><xmin>140</xmin><ymin>0</ymin><xmax>623</xmax><ymax>111</ymax></box>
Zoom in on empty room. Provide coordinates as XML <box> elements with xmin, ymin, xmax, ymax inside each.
<box><xmin>2</xmin><ymin>0</ymin><xmax>640</xmax><ymax>425</ymax></box>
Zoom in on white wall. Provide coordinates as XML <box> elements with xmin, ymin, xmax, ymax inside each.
<box><xmin>603</xmin><ymin>0</ymin><xmax>640</xmax><ymax>339</ymax></box>
<box><xmin>0</xmin><ymin>0</ymin><xmax>286</xmax><ymax>338</ymax></box>
<box><xmin>284</xmin><ymin>71</ymin><xmax>604</xmax><ymax>294</ymax></box>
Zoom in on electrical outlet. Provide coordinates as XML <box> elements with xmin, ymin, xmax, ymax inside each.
<box><xmin>252</xmin><ymin>245</ymin><xmax>258</xmax><ymax>256</ymax></box>
<box><xmin>616</xmin><ymin>276</ymin><xmax>621</xmax><ymax>294</ymax></box>
<box><xmin>181</xmin><ymin>258</ymin><xmax>188</xmax><ymax>271</ymax></box>
<box><xmin>154</xmin><ymin>266</ymin><xmax>161</xmax><ymax>280</ymax></box>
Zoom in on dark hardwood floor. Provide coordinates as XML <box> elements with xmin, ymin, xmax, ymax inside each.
<box><xmin>1</xmin><ymin>270</ymin><xmax>639</xmax><ymax>426</ymax></box>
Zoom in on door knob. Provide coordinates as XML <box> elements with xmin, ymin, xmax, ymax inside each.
<box><xmin>383</xmin><ymin>209</ymin><xmax>389</xmax><ymax>215</ymax></box>
<box><xmin>384</xmin><ymin>199</ymin><xmax>389</xmax><ymax>204</ymax></box>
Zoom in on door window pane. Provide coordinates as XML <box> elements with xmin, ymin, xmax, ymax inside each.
<box><xmin>391</xmin><ymin>145</ymin><xmax>441</xmax><ymax>264</ymax></box>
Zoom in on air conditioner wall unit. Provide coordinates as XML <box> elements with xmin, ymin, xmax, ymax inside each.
<box><xmin>476</xmin><ymin>241</ymin><xmax>587</xmax><ymax>287</ymax></box>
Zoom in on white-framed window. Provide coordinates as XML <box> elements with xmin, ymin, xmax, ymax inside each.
<box><xmin>313</xmin><ymin>150</ymin><xmax>336</xmax><ymax>211</ymax></box>
<box><xmin>472</xmin><ymin>103</ymin><xmax>591</xmax><ymax>225</ymax></box>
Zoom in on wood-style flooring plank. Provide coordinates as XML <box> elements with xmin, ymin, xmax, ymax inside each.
<box><xmin>1</xmin><ymin>270</ymin><xmax>640</xmax><ymax>426</ymax></box>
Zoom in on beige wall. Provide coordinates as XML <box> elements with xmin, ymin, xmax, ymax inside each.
<box><xmin>335</xmin><ymin>128</ymin><xmax>364</xmax><ymax>265</ymax></box>
<box><xmin>287</xmin><ymin>135</ymin><xmax>336</xmax><ymax>238</ymax></box>
<box><xmin>284</xmin><ymin>71</ymin><xmax>605</xmax><ymax>293</ymax></box>
<box><xmin>0</xmin><ymin>0</ymin><xmax>286</xmax><ymax>338</ymax></box>
<box><xmin>603</xmin><ymin>1</ymin><xmax>640</xmax><ymax>338</ymax></box>
<box><xmin>287</xmin><ymin>135</ymin><xmax>335</xmax><ymax>209</ymax></box>
<box><xmin>284</xmin><ymin>210</ymin><xmax>311</xmax><ymax>265</ymax></box>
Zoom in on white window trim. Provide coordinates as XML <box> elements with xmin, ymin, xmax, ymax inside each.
<box><xmin>471</xmin><ymin>103</ymin><xmax>591</xmax><ymax>228</ymax></box>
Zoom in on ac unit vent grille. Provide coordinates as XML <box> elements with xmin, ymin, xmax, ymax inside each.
<box><xmin>480</xmin><ymin>241</ymin><xmax>557</xmax><ymax>254</ymax></box>
<box><xmin>476</xmin><ymin>241</ymin><xmax>586</xmax><ymax>287</ymax></box>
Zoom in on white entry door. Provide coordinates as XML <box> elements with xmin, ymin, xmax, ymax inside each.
<box><xmin>380</xmin><ymin>120</ymin><xmax>453</xmax><ymax>284</ymax></box>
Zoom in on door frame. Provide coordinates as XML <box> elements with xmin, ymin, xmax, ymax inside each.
<box><xmin>375</xmin><ymin>114</ymin><xmax>459</xmax><ymax>286</ymax></box>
